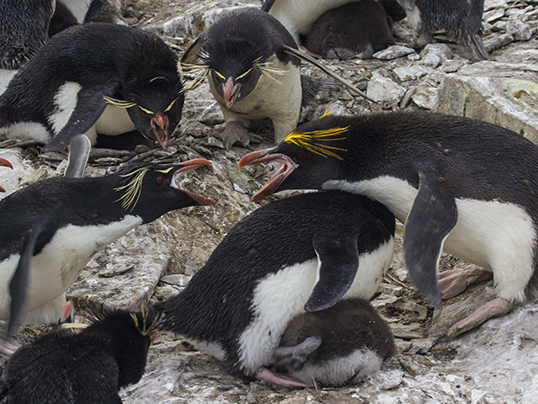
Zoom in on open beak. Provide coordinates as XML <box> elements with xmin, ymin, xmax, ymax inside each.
<box><xmin>223</xmin><ymin>77</ymin><xmax>242</xmax><ymax>109</ymax></box>
<box><xmin>0</xmin><ymin>157</ymin><xmax>13</xmax><ymax>192</ymax></box>
<box><xmin>151</xmin><ymin>112</ymin><xmax>170</xmax><ymax>150</ymax></box>
<box><xmin>238</xmin><ymin>149</ymin><xmax>297</xmax><ymax>202</ymax></box>
<box><xmin>171</xmin><ymin>158</ymin><xmax>216</xmax><ymax>206</ymax></box>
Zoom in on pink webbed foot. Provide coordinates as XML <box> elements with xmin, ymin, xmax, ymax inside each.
<box><xmin>438</xmin><ymin>266</ymin><xmax>493</xmax><ymax>300</ymax></box>
<box><xmin>255</xmin><ymin>366</ymin><xmax>310</xmax><ymax>388</ymax></box>
<box><xmin>214</xmin><ymin>121</ymin><xmax>251</xmax><ymax>149</ymax></box>
<box><xmin>445</xmin><ymin>297</ymin><xmax>514</xmax><ymax>339</ymax></box>
<box><xmin>0</xmin><ymin>339</ymin><xmax>18</xmax><ymax>356</ymax></box>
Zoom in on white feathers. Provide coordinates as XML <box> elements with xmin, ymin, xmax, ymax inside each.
<box><xmin>325</xmin><ymin>176</ymin><xmax>537</xmax><ymax>302</ymax></box>
<box><xmin>0</xmin><ymin>216</ymin><xmax>143</xmax><ymax>324</ymax></box>
<box><xmin>48</xmin><ymin>81</ymin><xmax>81</xmax><ymax>135</ymax></box>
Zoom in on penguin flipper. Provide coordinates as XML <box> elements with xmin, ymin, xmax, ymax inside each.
<box><xmin>394</xmin><ymin>0</ymin><xmax>416</xmax><ymax>11</ymax></box>
<box><xmin>282</xmin><ymin>45</ymin><xmax>378</xmax><ymax>104</ymax></box>
<box><xmin>64</xmin><ymin>134</ymin><xmax>91</xmax><ymax>178</ymax></box>
<box><xmin>305</xmin><ymin>231</ymin><xmax>359</xmax><ymax>312</ymax></box>
<box><xmin>5</xmin><ymin>225</ymin><xmax>45</xmax><ymax>339</ymax></box>
<box><xmin>261</xmin><ymin>0</ymin><xmax>276</xmax><ymax>12</ymax></box>
<box><xmin>404</xmin><ymin>170</ymin><xmax>458</xmax><ymax>307</ymax></box>
<box><xmin>42</xmin><ymin>82</ymin><xmax>119</xmax><ymax>152</ymax></box>
<box><xmin>180</xmin><ymin>35</ymin><xmax>204</xmax><ymax>65</ymax></box>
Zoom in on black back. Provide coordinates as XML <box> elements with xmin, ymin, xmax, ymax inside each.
<box><xmin>0</xmin><ymin>0</ymin><xmax>54</xmax><ymax>69</ymax></box>
<box><xmin>155</xmin><ymin>190</ymin><xmax>394</xmax><ymax>369</ymax></box>
<box><xmin>1</xmin><ymin>309</ymin><xmax>155</xmax><ymax>404</ymax></box>
<box><xmin>0</xmin><ymin>23</ymin><xmax>182</xmax><ymax>132</ymax></box>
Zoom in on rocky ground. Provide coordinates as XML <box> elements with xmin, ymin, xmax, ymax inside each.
<box><xmin>1</xmin><ymin>0</ymin><xmax>538</xmax><ymax>403</ymax></box>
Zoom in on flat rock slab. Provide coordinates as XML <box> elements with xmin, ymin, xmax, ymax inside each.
<box><xmin>438</xmin><ymin>60</ymin><xmax>538</xmax><ymax>143</ymax></box>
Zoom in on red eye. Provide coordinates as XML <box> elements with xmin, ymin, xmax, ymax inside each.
<box><xmin>141</xmin><ymin>110</ymin><xmax>147</xmax><ymax>117</ymax></box>
<box><xmin>297</xmin><ymin>153</ymin><xmax>305</xmax><ymax>161</ymax></box>
<box><xmin>157</xmin><ymin>176</ymin><xmax>164</xmax><ymax>184</ymax></box>
<box><xmin>169</xmin><ymin>106</ymin><xmax>174</xmax><ymax>113</ymax></box>
<box><xmin>244</xmin><ymin>74</ymin><xmax>251</xmax><ymax>81</ymax></box>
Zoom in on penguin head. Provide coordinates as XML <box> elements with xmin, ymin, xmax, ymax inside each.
<box><xmin>239</xmin><ymin>115</ymin><xmax>348</xmax><ymax>201</ymax></box>
<box><xmin>86</xmin><ymin>308</ymin><xmax>159</xmax><ymax>387</ymax></box>
<box><xmin>114</xmin><ymin>159</ymin><xmax>215</xmax><ymax>222</ymax></box>
<box><xmin>0</xmin><ymin>157</ymin><xmax>13</xmax><ymax>192</ymax></box>
<box><xmin>120</xmin><ymin>75</ymin><xmax>184</xmax><ymax>151</ymax></box>
<box><xmin>203</xmin><ymin>36</ymin><xmax>265</xmax><ymax>109</ymax></box>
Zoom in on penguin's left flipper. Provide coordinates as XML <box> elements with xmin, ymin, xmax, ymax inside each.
<box><xmin>273</xmin><ymin>336</ymin><xmax>323</xmax><ymax>373</ymax></box>
<box><xmin>282</xmin><ymin>45</ymin><xmax>378</xmax><ymax>104</ymax></box>
<box><xmin>404</xmin><ymin>169</ymin><xmax>458</xmax><ymax>307</ymax></box>
<box><xmin>42</xmin><ymin>82</ymin><xmax>120</xmax><ymax>152</ymax></box>
<box><xmin>394</xmin><ymin>0</ymin><xmax>415</xmax><ymax>11</ymax></box>
<box><xmin>2</xmin><ymin>225</ymin><xmax>46</xmax><ymax>353</ymax></box>
<box><xmin>64</xmin><ymin>134</ymin><xmax>91</xmax><ymax>178</ymax></box>
<box><xmin>304</xmin><ymin>231</ymin><xmax>359</xmax><ymax>312</ymax></box>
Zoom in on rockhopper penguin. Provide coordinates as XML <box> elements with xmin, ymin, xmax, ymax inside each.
<box><xmin>0</xmin><ymin>23</ymin><xmax>185</xmax><ymax>163</ymax></box>
<box><xmin>182</xmin><ymin>7</ymin><xmax>375</xmax><ymax>149</ymax></box>
<box><xmin>239</xmin><ymin>111</ymin><xmax>538</xmax><ymax>338</ymax></box>
<box><xmin>0</xmin><ymin>159</ymin><xmax>214</xmax><ymax>325</ymax></box>
<box><xmin>267</xmin><ymin>297</ymin><xmax>395</xmax><ymax>387</ymax></box>
<box><xmin>0</xmin><ymin>308</ymin><xmax>159</xmax><ymax>404</ymax></box>
<box><xmin>155</xmin><ymin>190</ymin><xmax>395</xmax><ymax>387</ymax></box>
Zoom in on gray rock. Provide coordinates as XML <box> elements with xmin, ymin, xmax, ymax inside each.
<box><xmin>411</xmin><ymin>83</ymin><xmax>439</xmax><ymax>110</ymax></box>
<box><xmin>163</xmin><ymin>15</ymin><xmax>195</xmax><ymax>38</ymax></box>
<box><xmin>366</xmin><ymin>70</ymin><xmax>406</xmax><ymax>109</ymax></box>
<box><xmin>373</xmin><ymin>45</ymin><xmax>416</xmax><ymax>60</ymax></box>
<box><xmin>506</xmin><ymin>19</ymin><xmax>533</xmax><ymax>41</ymax></box>
<box><xmin>419</xmin><ymin>44</ymin><xmax>454</xmax><ymax>68</ymax></box>
<box><xmin>484</xmin><ymin>0</ymin><xmax>507</xmax><ymax>11</ymax></box>
<box><xmin>393</xmin><ymin>65</ymin><xmax>430</xmax><ymax>81</ymax></box>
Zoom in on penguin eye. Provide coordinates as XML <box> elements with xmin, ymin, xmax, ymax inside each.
<box><xmin>156</xmin><ymin>176</ymin><xmax>164</xmax><ymax>184</ymax></box>
<box><xmin>140</xmin><ymin>110</ymin><xmax>147</xmax><ymax>117</ymax></box>
<box><xmin>296</xmin><ymin>153</ymin><xmax>305</xmax><ymax>161</ymax></box>
<box><xmin>243</xmin><ymin>74</ymin><xmax>251</xmax><ymax>82</ymax></box>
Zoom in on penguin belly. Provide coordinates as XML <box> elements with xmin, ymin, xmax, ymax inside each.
<box><xmin>0</xmin><ymin>216</ymin><xmax>142</xmax><ymax>323</ymax></box>
<box><xmin>237</xmin><ymin>237</ymin><xmax>394</xmax><ymax>374</ymax></box>
<box><xmin>325</xmin><ymin>176</ymin><xmax>536</xmax><ymax>302</ymax></box>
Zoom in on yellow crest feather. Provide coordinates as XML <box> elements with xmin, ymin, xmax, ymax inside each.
<box><xmin>103</xmin><ymin>96</ymin><xmax>137</xmax><ymax>109</ymax></box>
<box><xmin>284</xmin><ymin>126</ymin><xmax>349</xmax><ymax>160</ymax></box>
<box><xmin>114</xmin><ymin>167</ymin><xmax>151</xmax><ymax>212</ymax></box>
<box><xmin>255</xmin><ymin>58</ymin><xmax>288</xmax><ymax>84</ymax></box>
<box><xmin>130</xmin><ymin>306</ymin><xmax>159</xmax><ymax>336</ymax></box>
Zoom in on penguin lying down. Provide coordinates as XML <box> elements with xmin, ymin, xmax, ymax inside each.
<box><xmin>181</xmin><ymin>7</ymin><xmax>375</xmax><ymax>149</ymax></box>
<box><xmin>0</xmin><ymin>22</ymin><xmax>185</xmax><ymax>162</ymax></box>
<box><xmin>0</xmin><ymin>308</ymin><xmax>159</xmax><ymax>404</ymax></box>
<box><xmin>239</xmin><ymin>111</ymin><xmax>538</xmax><ymax>339</ymax></box>
<box><xmin>264</xmin><ymin>297</ymin><xmax>395</xmax><ymax>388</ymax></box>
<box><xmin>0</xmin><ymin>157</ymin><xmax>13</xmax><ymax>192</ymax></box>
<box><xmin>0</xmin><ymin>159</ymin><xmax>214</xmax><ymax>327</ymax></box>
<box><xmin>155</xmin><ymin>190</ymin><xmax>395</xmax><ymax>387</ymax></box>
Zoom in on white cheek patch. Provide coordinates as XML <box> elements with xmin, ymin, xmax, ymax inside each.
<box><xmin>0</xmin><ymin>215</ymin><xmax>142</xmax><ymax>323</ymax></box>
<box><xmin>48</xmin><ymin>81</ymin><xmax>82</xmax><ymax>135</ymax></box>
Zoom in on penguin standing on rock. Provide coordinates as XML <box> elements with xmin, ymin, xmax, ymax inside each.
<box><xmin>267</xmin><ymin>298</ymin><xmax>395</xmax><ymax>388</ymax></box>
<box><xmin>155</xmin><ymin>190</ymin><xmax>395</xmax><ymax>387</ymax></box>
<box><xmin>0</xmin><ymin>159</ymin><xmax>214</xmax><ymax>326</ymax></box>
<box><xmin>396</xmin><ymin>0</ymin><xmax>488</xmax><ymax>60</ymax></box>
<box><xmin>239</xmin><ymin>111</ymin><xmax>538</xmax><ymax>339</ymax></box>
<box><xmin>182</xmin><ymin>7</ymin><xmax>375</xmax><ymax>149</ymax></box>
<box><xmin>0</xmin><ymin>308</ymin><xmax>158</xmax><ymax>404</ymax></box>
<box><xmin>0</xmin><ymin>23</ymin><xmax>185</xmax><ymax>166</ymax></box>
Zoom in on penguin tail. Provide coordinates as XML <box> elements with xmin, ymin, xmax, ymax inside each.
<box><xmin>464</xmin><ymin>33</ymin><xmax>489</xmax><ymax>61</ymax></box>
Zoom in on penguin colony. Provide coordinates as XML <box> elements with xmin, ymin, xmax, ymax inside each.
<box><xmin>0</xmin><ymin>0</ymin><xmax>528</xmax><ymax>399</ymax></box>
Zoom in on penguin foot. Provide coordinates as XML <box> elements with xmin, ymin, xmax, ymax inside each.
<box><xmin>214</xmin><ymin>121</ymin><xmax>251</xmax><ymax>149</ymax></box>
<box><xmin>438</xmin><ymin>266</ymin><xmax>493</xmax><ymax>300</ymax></box>
<box><xmin>445</xmin><ymin>297</ymin><xmax>513</xmax><ymax>340</ymax></box>
<box><xmin>255</xmin><ymin>366</ymin><xmax>310</xmax><ymax>388</ymax></box>
<box><xmin>0</xmin><ymin>339</ymin><xmax>18</xmax><ymax>356</ymax></box>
